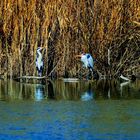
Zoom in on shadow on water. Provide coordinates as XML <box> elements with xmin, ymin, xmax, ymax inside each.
<box><xmin>0</xmin><ymin>79</ymin><xmax>140</xmax><ymax>101</ymax></box>
<box><xmin>48</xmin><ymin>81</ymin><xmax>55</xmax><ymax>99</ymax></box>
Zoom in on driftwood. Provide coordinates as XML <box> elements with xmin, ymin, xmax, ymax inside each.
<box><xmin>63</xmin><ymin>78</ymin><xmax>79</xmax><ymax>82</ymax></box>
<box><xmin>13</xmin><ymin>76</ymin><xmax>48</xmax><ymax>80</ymax></box>
<box><xmin>120</xmin><ymin>74</ymin><xmax>130</xmax><ymax>81</ymax></box>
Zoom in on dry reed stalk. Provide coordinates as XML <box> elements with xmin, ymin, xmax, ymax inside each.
<box><xmin>0</xmin><ymin>0</ymin><xmax>139</xmax><ymax>78</ymax></box>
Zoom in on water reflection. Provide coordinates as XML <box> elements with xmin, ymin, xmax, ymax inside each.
<box><xmin>48</xmin><ymin>81</ymin><xmax>55</xmax><ymax>99</ymax></box>
<box><xmin>0</xmin><ymin>79</ymin><xmax>140</xmax><ymax>140</ymax></box>
<box><xmin>0</xmin><ymin>79</ymin><xmax>140</xmax><ymax>101</ymax></box>
<box><xmin>81</xmin><ymin>83</ymin><xmax>94</xmax><ymax>101</ymax></box>
<box><xmin>120</xmin><ymin>81</ymin><xmax>130</xmax><ymax>96</ymax></box>
<box><xmin>35</xmin><ymin>85</ymin><xmax>45</xmax><ymax>101</ymax></box>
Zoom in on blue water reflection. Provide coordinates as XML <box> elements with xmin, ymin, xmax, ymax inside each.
<box><xmin>35</xmin><ymin>85</ymin><xmax>45</xmax><ymax>101</ymax></box>
<box><xmin>81</xmin><ymin>83</ymin><xmax>94</xmax><ymax>101</ymax></box>
<box><xmin>0</xmin><ymin>79</ymin><xmax>140</xmax><ymax>101</ymax></box>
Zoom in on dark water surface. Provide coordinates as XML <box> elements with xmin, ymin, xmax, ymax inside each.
<box><xmin>0</xmin><ymin>79</ymin><xmax>140</xmax><ymax>140</ymax></box>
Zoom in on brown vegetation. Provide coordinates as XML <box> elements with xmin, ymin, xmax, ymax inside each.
<box><xmin>0</xmin><ymin>0</ymin><xmax>140</xmax><ymax>79</ymax></box>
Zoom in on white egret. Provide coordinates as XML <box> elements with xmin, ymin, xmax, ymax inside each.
<box><xmin>76</xmin><ymin>53</ymin><xmax>94</xmax><ymax>71</ymax></box>
<box><xmin>36</xmin><ymin>47</ymin><xmax>44</xmax><ymax>77</ymax></box>
<box><xmin>76</xmin><ymin>52</ymin><xmax>99</xmax><ymax>79</ymax></box>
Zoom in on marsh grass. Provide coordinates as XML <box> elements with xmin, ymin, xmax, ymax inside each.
<box><xmin>0</xmin><ymin>0</ymin><xmax>139</xmax><ymax>78</ymax></box>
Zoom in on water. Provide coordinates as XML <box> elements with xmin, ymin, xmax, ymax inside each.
<box><xmin>0</xmin><ymin>79</ymin><xmax>140</xmax><ymax>140</ymax></box>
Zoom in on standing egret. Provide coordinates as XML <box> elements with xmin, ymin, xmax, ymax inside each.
<box><xmin>76</xmin><ymin>52</ymin><xmax>99</xmax><ymax>80</ymax></box>
<box><xmin>36</xmin><ymin>47</ymin><xmax>44</xmax><ymax>77</ymax></box>
<box><xmin>76</xmin><ymin>53</ymin><xmax>94</xmax><ymax>70</ymax></box>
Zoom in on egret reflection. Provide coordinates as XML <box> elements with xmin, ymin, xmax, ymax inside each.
<box><xmin>35</xmin><ymin>84</ymin><xmax>45</xmax><ymax>101</ymax></box>
<box><xmin>81</xmin><ymin>83</ymin><xmax>94</xmax><ymax>101</ymax></box>
<box><xmin>0</xmin><ymin>80</ymin><xmax>139</xmax><ymax>101</ymax></box>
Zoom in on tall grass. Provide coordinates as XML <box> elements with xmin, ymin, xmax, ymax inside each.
<box><xmin>0</xmin><ymin>0</ymin><xmax>139</xmax><ymax>78</ymax></box>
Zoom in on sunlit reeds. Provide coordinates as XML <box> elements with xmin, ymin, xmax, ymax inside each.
<box><xmin>0</xmin><ymin>0</ymin><xmax>139</xmax><ymax>78</ymax></box>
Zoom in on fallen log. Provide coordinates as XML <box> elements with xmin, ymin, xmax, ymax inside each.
<box><xmin>120</xmin><ymin>74</ymin><xmax>130</xmax><ymax>81</ymax></box>
<box><xmin>63</xmin><ymin>78</ymin><xmax>79</xmax><ymax>82</ymax></box>
<box><xmin>13</xmin><ymin>76</ymin><xmax>48</xmax><ymax>80</ymax></box>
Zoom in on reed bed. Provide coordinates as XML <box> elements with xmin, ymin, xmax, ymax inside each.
<box><xmin>0</xmin><ymin>0</ymin><xmax>139</xmax><ymax>78</ymax></box>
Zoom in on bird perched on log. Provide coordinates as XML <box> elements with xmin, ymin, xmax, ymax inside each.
<box><xmin>76</xmin><ymin>52</ymin><xmax>99</xmax><ymax>80</ymax></box>
<box><xmin>36</xmin><ymin>47</ymin><xmax>44</xmax><ymax>77</ymax></box>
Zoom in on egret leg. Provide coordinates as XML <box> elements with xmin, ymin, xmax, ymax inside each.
<box><xmin>86</xmin><ymin>73</ymin><xmax>89</xmax><ymax>80</ymax></box>
<box><xmin>86</xmin><ymin>69</ymin><xmax>91</xmax><ymax>80</ymax></box>
<box><xmin>79</xmin><ymin>70</ymin><xmax>82</xmax><ymax>80</ymax></box>
<box><xmin>92</xmin><ymin>70</ymin><xmax>99</xmax><ymax>80</ymax></box>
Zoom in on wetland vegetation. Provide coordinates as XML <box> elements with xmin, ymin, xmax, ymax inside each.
<box><xmin>0</xmin><ymin>0</ymin><xmax>139</xmax><ymax>79</ymax></box>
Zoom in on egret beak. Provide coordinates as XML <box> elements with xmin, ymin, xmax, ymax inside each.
<box><xmin>40</xmin><ymin>47</ymin><xmax>44</xmax><ymax>50</ymax></box>
<box><xmin>38</xmin><ymin>47</ymin><xmax>45</xmax><ymax>51</ymax></box>
<box><xmin>75</xmin><ymin>54</ymin><xmax>82</xmax><ymax>58</ymax></box>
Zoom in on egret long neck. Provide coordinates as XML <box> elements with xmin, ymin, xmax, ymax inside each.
<box><xmin>37</xmin><ymin>50</ymin><xmax>42</xmax><ymax>59</ymax></box>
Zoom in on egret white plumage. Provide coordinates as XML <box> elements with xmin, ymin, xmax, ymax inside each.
<box><xmin>78</xmin><ymin>53</ymin><xmax>94</xmax><ymax>71</ymax></box>
<box><xmin>36</xmin><ymin>47</ymin><xmax>44</xmax><ymax>77</ymax></box>
<box><xmin>76</xmin><ymin>52</ymin><xmax>99</xmax><ymax>80</ymax></box>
